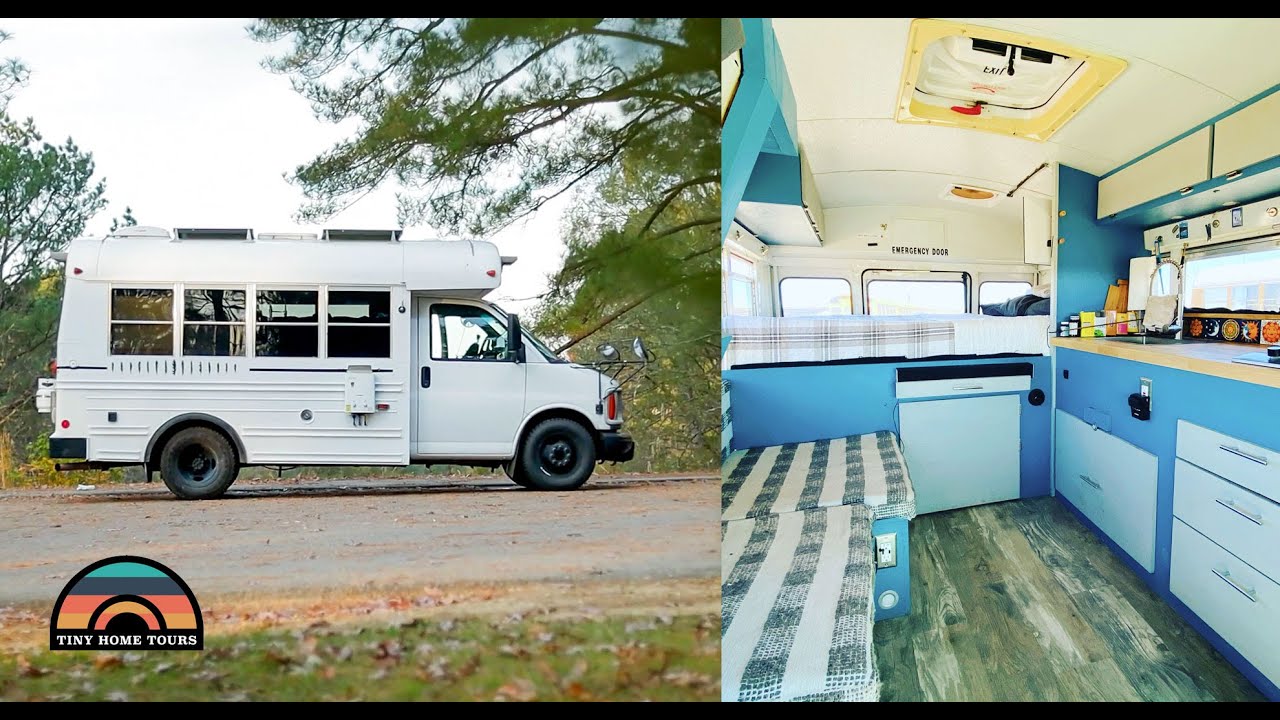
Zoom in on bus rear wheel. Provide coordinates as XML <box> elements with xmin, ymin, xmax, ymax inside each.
<box><xmin>158</xmin><ymin>427</ymin><xmax>239</xmax><ymax>500</ymax></box>
<box><xmin>517</xmin><ymin>418</ymin><xmax>595</xmax><ymax>491</ymax></box>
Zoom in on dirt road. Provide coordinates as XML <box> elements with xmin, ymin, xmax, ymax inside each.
<box><xmin>0</xmin><ymin>475</ymin><xmax>718</xmax><ymax>606</ymax></box>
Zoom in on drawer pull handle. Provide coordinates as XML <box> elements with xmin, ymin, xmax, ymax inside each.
<box><xmin>1219</xmin><ymin>445</ymin><xmax>1268</xmax><ymax>466</ymax></box>
<box><xmin>1215</xmin><ymin>498</ymin><xmax>1264</xmax><ymax>526</ymax></box>
<box><xmin>1212</xmin><ymin>568</ymin><xmax>1257</xmax><ymax>603</ymax></box>
<box><xmin>1079</xmin><ymin>474</ymin><xmax>1101</xmax><ymax>490</ymax></box>
<box><xmin>953</xmin><ymin>384</ymin><xmax>984</xmax><ymax>391</ymax></box>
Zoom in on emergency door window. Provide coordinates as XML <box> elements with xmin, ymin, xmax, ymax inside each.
<box><xmin>430</xmin><ymin>304</ymin><xmax>511</xmax><ymax>361</ymax></box>
<box><xmin>256</xmin><ymin>289</ymin><xmax>319</xmax><ymax>357</ymax></box>
<box><xmin>328</xmin><ymin>290</ymin><xmax>391</xmax><ymax>358</ymax></box>
<box><xmin>111</xmin><ymin>288</ymin><xmax>174</xmax><ymax>355</ymax></box>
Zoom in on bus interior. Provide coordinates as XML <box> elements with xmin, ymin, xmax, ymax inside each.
<box><xmin>721</xmin><ymin>17</ymin><xmax>1280</xmax><ymax>702</ymax></box>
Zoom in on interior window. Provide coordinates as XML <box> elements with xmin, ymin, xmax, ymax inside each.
<box><xmin>724</xmin><ymin>251</ymin><xmax>757</xmax><ymax>316</ymax></box>
<box><xmin>1184</xmin><ymin>246</ymin><xmax>1280</xmax><ymax>311</ymax></box>
<box><xmin>778</xmin><ymin>277</ymin><xmax>853</xmax><ymax>316</ymax></box>
<box><xmin>183</xmin><ymin>288</ymin><xmax>246</xmax><ymax>356</ymax></box>
<box><xmin>256</xmin><ymin>289</ymin><xmax>319</xmax><ymax>357</ymax></box>
<box><xmin>866</xmin><ymin>280</ymin><xmax>966</xmax><ymax>315</ymax></box>
<box><xmin>431</xmin><ymin>304</ymin><xmax>510</xmax><ymax>361</ymax></box>
<box><xmin>328</xmin><ymin>290</ymin><xmax>391</xmax><ymax>358</ymax></box>
<box><xmin>979</xmin><ymin>281</ymin><xmax>1033</xmax><ymax>306</ymax></box>
<box><xmin>111</xmin><ymin>288</ymin><xmax>174</xmax><ymax>355</ymax></box>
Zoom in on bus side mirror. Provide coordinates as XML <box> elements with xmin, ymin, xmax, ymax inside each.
<box><xmin>508</xmin><ymin>313</ymin><xmax>526</xmax><ymax>363</ymax></box>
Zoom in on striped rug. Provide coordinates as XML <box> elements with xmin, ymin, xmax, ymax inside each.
<box><xmin>721</xmin><ymin>431</ymin><xmax>916</xmax><ymax>522</ymax></box>
<box><xmin>721</xmin><ymin>503</ymin><xmax>878</xmax><ymax>702</ymax></box>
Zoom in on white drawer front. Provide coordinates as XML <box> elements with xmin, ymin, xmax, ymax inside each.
<box><xmin>895</xmin><ymin>375</ymin><xmax>1029</xmax><ymax>400</ymax></box>
<box><xmin>1174</xmin><ymin>459</ymin><xmax>1280</xmax><ymax>584</ymax></box>
<box><xmin>1056</xmin><ymin>410</ymin><xmax>1104</xmax><ymax>525</ymax></box>
<box><xmin>1056</xmin><ymin>410</ymin><xmax>1158</xmax><ymax>572</ymax></box>
<box><xmin>1171</xmin><ymin>519</ymin><xmax>1280</xmax><ymax>685</ymax></box>
<box><xmin>1177</xmin><ymin>421</ymin><xmax>1280</xmax><ymax>504</ymax></box>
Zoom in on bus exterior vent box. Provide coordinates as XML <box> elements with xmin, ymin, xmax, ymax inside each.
<box><xmin>344</xmin><ymin>366</ymin><xmax>376</xmax><ymax>413</ymax></box>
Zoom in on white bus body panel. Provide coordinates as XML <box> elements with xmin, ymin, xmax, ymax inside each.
<box><xmin>46</xmin><ymin>232</ymin><xmax>617</xmax><ymax>468</ymax></box>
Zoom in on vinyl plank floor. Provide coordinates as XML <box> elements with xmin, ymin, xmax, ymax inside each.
<box><xmin>873</xmin><ymin>496</ymin><xmax>1264</xmax><ymax>702</ymax></box>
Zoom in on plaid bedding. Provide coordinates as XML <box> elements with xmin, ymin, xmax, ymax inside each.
<box><xmin>723</xmin><ymin>315</ymin><xmax>954</xmax><ymax>368</ymax></box>
<box><xmin>722</xmin><ymin>431</ymin><xmax>916</xmax><ymax>522</ymax></box>
<box><xmin>722</xmin><ymin>378</ymin><xmax>733</xmax><ymax>463</ymax></box>
<box><xmin>721</xmin><ymin>503</ymin><xmax>878</xmax><ymax>702</ymax></box>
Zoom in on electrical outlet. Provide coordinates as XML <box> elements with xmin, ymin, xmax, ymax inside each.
<box><xmin>875</xmin><ymin>533</ymin><xmax>897</xmax><ymax>569</ymax></box>
<box><xmin>1140</xmin><ymin>377</ymin><xmax>1152</xmax><ymax>409</ymax></box>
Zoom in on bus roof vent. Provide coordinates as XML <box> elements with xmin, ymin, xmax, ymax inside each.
<box><xmin>322</xmin><ymin>229</ymin><xmax>403</xmax><ymax>242</ymax></box>
<box><xmin>258</xmin><ymin>233</ymin><xmax>320</xmax><ymax>242</ymax></box>
<box><xmin>896</xmin><ymin>19</ymin><xmax>1126</xmax><ymax>142</ymax></box>
<box><xmin>108</xmin><ymin>225</ymin><xmax>171</xmax><ymax>240</ymax></box>
<box><xmin>174</xmin><ymin>228</ymin><xmax>255</xmax><ymax>241</ymax></box>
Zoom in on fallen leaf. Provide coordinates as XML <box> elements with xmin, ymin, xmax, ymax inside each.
<box><xmin>16</xmin><ymin>655</ymin><xmax>49</xmax><ymax>677</ymax></box>
<box><xmin>564</xmin><ymin>682</ymin><xmax>592</xmax><ymax>700</ymax></box>
<box><xmin>93</xmin><ymin>654</ymin><xmax>123</xmax><ymax>671</ymax></box>
<box><xmin>494</xmin><ymin>677</ymin><xmax>537</xmax><ymax>702</ymax></box>
<box><xmin>662</xmin><ymin>670</ymin><xmax>712</xmax><ymax>688</ymax></box>
<box><xmin>264</xmin><ymin>647</ymin><xmax>293</xmax><ymax>665</ymax></box>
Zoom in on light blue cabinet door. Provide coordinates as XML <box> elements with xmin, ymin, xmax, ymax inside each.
<box><xmin>1055</xmin><ymin>409</ymin><xmax>1158</xmax><ymax>573</ymax></box>
<box><xmin>899</xmin><ymin>395</ymin><xmax>1021</xmax><ymax>515</ymax></box>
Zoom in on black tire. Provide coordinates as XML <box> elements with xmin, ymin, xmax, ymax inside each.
<box><xmin>158</xmin><ymin>426</ymin><xmax>238</xmax><ymax>500</ymax></box>
<box><xmin>517</xmin><ymin>418</ymin><xmax>596</xmax><ymax>491</ymax></box>
<box><xmin>502</xmin><ymin>459</ymin><xmax>532</xmax><ymax>488</ymax></box>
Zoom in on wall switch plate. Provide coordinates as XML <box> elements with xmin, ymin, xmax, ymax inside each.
<box><xmin>875</xmin><ymin>533</ymin><xmax>897</xmax><ymax>569</ymax></box>
<box><xmin>1140</xmin><ymin>377</ymin><xmax>1152</xmax><ymax>408</ymax></box>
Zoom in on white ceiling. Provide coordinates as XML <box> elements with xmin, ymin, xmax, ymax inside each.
<box><xmin>773</xmin><ymin>17</ymin><xmax>1280</xmax><ymax>215</ymax></box>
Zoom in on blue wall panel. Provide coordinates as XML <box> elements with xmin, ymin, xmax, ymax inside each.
<box><xmin>872</xmin><ymin>516</ymin><xmax>911</xmax><ymax>622</ymax></box>
<box><xmin>1056</xmin><ymin>165</ymin><xmax>1146</xmax><ymax>324</ymax></box>
<box><xmin>724</xmin><ymin>355</ymin><xmax>1054</xmax><ymax>499</ymax></box>
<box><xmin>1055</xmin><ymin>347</ymin><xmax>1280</xmax><ymax>699</ymax></box>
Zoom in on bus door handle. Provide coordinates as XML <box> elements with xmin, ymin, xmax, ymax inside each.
<box><xmin>420</xmin><ymin>367</ymin><xmax>431</xmax><ymax>388</ymax></box>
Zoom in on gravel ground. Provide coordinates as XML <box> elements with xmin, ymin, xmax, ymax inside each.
<box><xmin>0</xmin><ymin>474</ymin><xmax>719</xmax><ymax>606</ymax></box>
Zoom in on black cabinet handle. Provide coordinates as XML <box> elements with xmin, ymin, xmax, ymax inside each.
<box><xmin>420</xmin><ymin>367</ymin><xmax>431</xmax><ymax>388</ymax></box>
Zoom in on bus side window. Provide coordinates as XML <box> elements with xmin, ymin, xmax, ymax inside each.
<box><xmin>111</xmin><ymin>288</ymin><xmax>175</xmax><ymax>355</ymax></box>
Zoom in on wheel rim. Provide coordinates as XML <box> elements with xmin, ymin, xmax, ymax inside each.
<box><xmin>538</xmin><ymin>435</ymin><xmax>576</xmax><ymax>476</ymax></box>
<box><xmin>176</xmin><ymin>443</ymin><xmax>217</xmax><ymax>484</ymax></box>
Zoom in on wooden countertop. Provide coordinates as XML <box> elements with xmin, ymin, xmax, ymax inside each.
<box><xmin>1051</xmin><ymin>336</ymin><xmax>1280</xmax><ymax>389</ymax></box>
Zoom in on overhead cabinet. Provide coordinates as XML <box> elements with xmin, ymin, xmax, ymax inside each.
<box><xmin>1023</xmin><ymin>195</ymin><xmax>1053</xmax><ymax>266</ymax></box>
<box><xmin>1212</xmin><ymin>91</ymin><xmax>1280</xmax><ymax>179</ymax></box>
<box><xmin>1097</xmin><ymin>127</ymin><xmax>1212</xmax><ymax>219</ymax></box>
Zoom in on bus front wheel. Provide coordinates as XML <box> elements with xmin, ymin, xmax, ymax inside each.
<box><xmin>159</xmin><ymin>426</ymin><xmax>239</xmax><ymax>500</ymax></box>
<box><xmin>517</xmin><ymin>418</ymin><xmax>595</xmax><ymax>491</ymax></box>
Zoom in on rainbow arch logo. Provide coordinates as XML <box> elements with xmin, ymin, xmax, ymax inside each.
<box><xmin>49</xmin><ymin>556</ymin><xmax>203</xmax><ymax>651</ymax></box>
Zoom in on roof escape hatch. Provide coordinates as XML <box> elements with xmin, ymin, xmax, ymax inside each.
<box><xmin>896</xmin><ymin>19</ymin><xmax>1126</xmax><ymax>142</ymax></box>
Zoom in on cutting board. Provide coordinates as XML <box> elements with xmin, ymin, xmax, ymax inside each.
<box><xmin>1104</xmin><ymin>284</ymin><xmax>1121</xmax><ymax>311</ymax></box>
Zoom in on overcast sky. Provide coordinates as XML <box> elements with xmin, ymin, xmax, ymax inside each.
<box><xmin>0</xmin><ymin>18</ymin><xmax>565</xmax><ymax>315</ymax></box>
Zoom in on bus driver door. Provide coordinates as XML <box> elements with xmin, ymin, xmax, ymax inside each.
<box><xmin>414</xmin><ymin>300</ymin><xmax>528</xmax><ymax>458</ymax></box>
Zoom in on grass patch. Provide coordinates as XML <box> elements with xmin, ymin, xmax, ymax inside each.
<box><xmin>1</xmin><ymin>613</ymin><xmax>720</xmax><ymax>701</ymax></box>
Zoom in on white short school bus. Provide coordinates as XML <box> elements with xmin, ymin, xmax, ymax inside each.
<box><xmin>35</xmin><ymin>226</ymin><xmax>635</xmax><ymax>498</ymax></box>
<box><xmin>722</xmin><ymin>17</ymin><xmax>1280</xmax><ymax>702</ymax></box>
